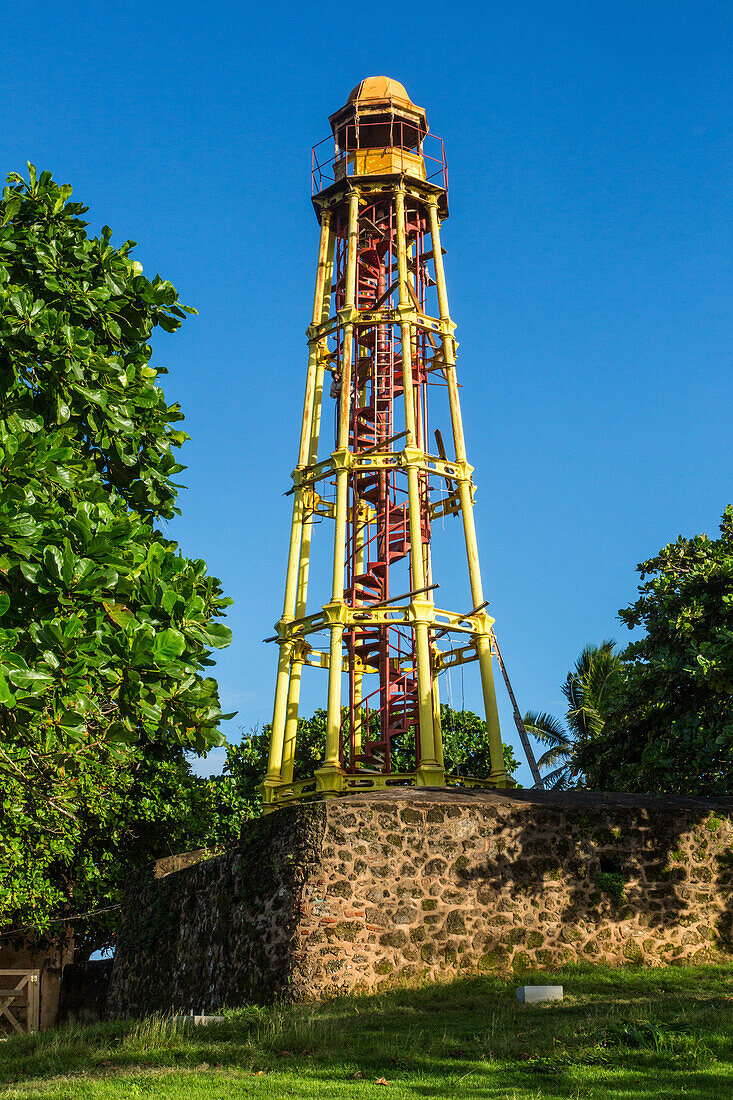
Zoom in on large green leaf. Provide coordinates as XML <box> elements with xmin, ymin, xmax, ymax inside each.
<box><xmin>0</xmin><ymin>672</ymin><xmax>16</xmax><ymax>705</ymax></box>
<box><xmin>57</xmin><ymin>710</ymin><xmax>86</xmax><ymax>736</ymax></box>
<box><xmin>152</xmin><ymin>627</ymin><xmax>186</xmax><ymax>663</ymax></box>
<box><xmin>103</xmin><ymin>602</ymin><xmax>135</xmax><ymax>629</ymax></box>
<box><xmin>202</xmin><ymin>623</ymin><xmax>233</xmax><ymax>649</ymax></box>
<box><xmin>8</xmin><ymin>668</ymin><xmax>54</xmax><ymax>692</ymax></box>
<box><xmin>42</xmin><ymin>546</ymin><xmax>64</xmax><ymax>583</ymax></box>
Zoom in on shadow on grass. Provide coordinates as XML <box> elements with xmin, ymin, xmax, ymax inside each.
<box><xmin>0</xmin><ymin>965</ymin><xmax>730</xmax><ymax>1098</ymax></box>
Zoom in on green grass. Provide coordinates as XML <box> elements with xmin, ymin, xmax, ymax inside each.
<box><xmin>0</xmin><ymin>963</ymin><xmax>731</xmax><ymax>1098</ymax></box>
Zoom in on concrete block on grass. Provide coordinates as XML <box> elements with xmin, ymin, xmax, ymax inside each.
<box><xmin>517</xmin><ymin>985</ymin><xmax>563</xmax><ymax>1004</ymax></box>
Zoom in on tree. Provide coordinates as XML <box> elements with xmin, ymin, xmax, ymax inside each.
<box><xmin>46</xmin><ymin>743</ymin><xmax>229</xmax><ymax>957</ymax></box>
<box><xmin>577</xmin><ymin>509</ymin><xmax>733</xmax><ymax>795</ymax></box>
<box><xmin>523</xmin><ymin>641</ymin><xmax>623</xmax><ymax>789</ymax></box>
<box><xmin>0</xmin><ymin>166</ymin><xmax>233</xmax><ymax>933</ymax></box>
<box><xmin>221</xmin><ymin>706</ymin><xmax>521</xmax><ymax>820</ymax></box>
<box><xmin>409</xmin><ymin>705</ymin><xmax>520</xmax><ymax>782</ymax></box>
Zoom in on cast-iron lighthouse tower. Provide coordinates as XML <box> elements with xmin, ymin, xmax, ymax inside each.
<box><xmin>262</xmin><ymin>77</ymin><xmax>510</xmax><ymax>807</ymax></box>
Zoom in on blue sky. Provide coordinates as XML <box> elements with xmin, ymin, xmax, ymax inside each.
<box><xmin>3</xmin><ymin>1</ymin><xmax>730</xmax><ymax>784</ymax></box>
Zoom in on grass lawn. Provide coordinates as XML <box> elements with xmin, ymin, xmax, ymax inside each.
<box><xmin>0</xmin><ymin>963</ymin><xmax>731</xmax><ymax>1099</ymax></box>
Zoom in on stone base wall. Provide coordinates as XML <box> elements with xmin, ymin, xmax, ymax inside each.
<box><xmin>108</xmin><ymin>789</ymin><xmax>733</xmax><ymax>1014</ymax></box>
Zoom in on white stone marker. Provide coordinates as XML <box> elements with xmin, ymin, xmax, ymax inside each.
<box><xmin>516</xmin><ymin>985</ymin><xmax>563</xmax><ymax>1004</ymax></box>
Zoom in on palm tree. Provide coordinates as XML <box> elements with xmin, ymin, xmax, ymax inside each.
<box><xmin>523</xmin><ymin>640</ymin><xmax>623</xmax><ymax>790</ymax></box>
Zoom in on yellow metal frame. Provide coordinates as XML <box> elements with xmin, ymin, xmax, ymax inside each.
<box><xmin>261</xmin><ymin>113</ymin><xmax>510</xmax><ymax>810</ymax></box>
<box><xmin>264</xmin><ymin>769</ymin><xmax>501</xmax><ymax>810</ymax></box>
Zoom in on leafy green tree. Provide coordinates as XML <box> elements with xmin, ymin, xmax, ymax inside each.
<box><xmin>0</xmin><ymin>166</ymin><xmax>233</xmax><ymax>932</ymax></box>
<box><xmin>223</xmin><ymin>710</ymin><xmax>328</xmax><ymax>815</ymax></box>
<box><xmin>54</xmin><ymin>744</ymin><xmax>229</xmax><ymax>956</ymax></box>
<box><xmin>392</xmin><ymin>705</ymin><xmax>520</xmax><ymax>781</ymax></box>
<box><xmin>578</xmin><ymin>509</ymin><xmax>733</xmax><ymax>795</ymax></box>
<box><xmin>222</xmin><ymin>706</ymin><xmax>521</xmax><ymax>820</ymax></box>
<box><xmin>523</xmin><ymin>641</ymin><xmax>623</xmax><ymax>789</ymax></box>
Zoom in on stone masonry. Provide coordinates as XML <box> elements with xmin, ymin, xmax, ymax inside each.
<box><xmin>107</xmin><ymin>789</ymin><xmax>733</xmax><ymax>1014</ymax></box>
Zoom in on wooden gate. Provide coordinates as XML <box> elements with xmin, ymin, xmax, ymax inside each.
<box><xmin>0</xmin><ymin>970</ymin><xmax>40</xmax><ymax>1033</ymax></box>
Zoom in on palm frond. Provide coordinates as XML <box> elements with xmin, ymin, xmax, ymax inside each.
<box><xmin>522</xmin><ymin>710</ymin><xmax>568</xmax><ymax>746</ymax></box>
<box><xmin>562</xmin><ymin>672</ymin><xmax>584</xmax><ymax>712</ymax></box>
<box><xmin>537</xmin><ymin>745</ymin><xmax>572</xmax><ymax>770</ymax></box>
<box><xmin>581</xmin><ymin>649</ymin><xmax>623</xmax><ymax>711</ymax></box>
<box><xmin>570</xmin><ymin>701</ymin><xmax>606</xmax><ymax>738</ymax></box>
<box><xmin>573</xmin><ymin>640</ymin><xmax>616</xmax><ymax>679</ymax></box>
<box><xmin>539</xmin><ymin>764</ymin><xmax>573</xmax><ymax>790</ymax></box>
<box><xmin>562</xmin><ymin>643</ymin><xmax>624</xmax><ymax>738</ymax></box>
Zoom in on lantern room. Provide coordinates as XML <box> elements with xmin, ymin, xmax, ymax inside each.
<box><xmin>328</xmin><ymin>76</ymin><xmax>429</xmax><ymax>182</ymax></box>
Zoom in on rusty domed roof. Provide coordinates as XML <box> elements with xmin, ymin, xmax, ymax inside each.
<box><xmin>347</xmin><ymin>76</ymin><xmax>414</xmax><ymax>106</ymax></box>
<box><xmin>329</xmin><ymin>76</ymin><xmax>428</xmax><ymax>140</ymax></box>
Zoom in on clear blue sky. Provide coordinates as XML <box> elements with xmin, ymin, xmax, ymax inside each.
<box><xmin>3</xmin><ymin>2</ymin><xmax>730</xmax><ymax>784</ymax></box>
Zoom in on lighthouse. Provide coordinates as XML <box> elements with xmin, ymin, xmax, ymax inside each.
<box><xmin>262</xmin><ymin>78</ymin><xmax>510</xmax><ymax>807</ymax></box>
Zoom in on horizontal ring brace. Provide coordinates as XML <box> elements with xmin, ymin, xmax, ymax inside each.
<box><xmin>429</xmin><ymin>493</ymin><xmax>461</xmax><ymax>519</ymax></box>
<box><xmin>284</xmin><ymin>636</ymin><xmax>476</xmax><ymax>676</ymax></box>
<box><xmin>298</xmin><ymin>648</ymin><xmax>419</xmax><ymax>677</ymax></box>
<box><xmin>304</xmin><ymin>490</ymin><xmax>462</xmax><ymax>523</ymax></box>
<box><xmin>292</xmin><ymin>450</ymin><xmax>473</xmax><ymax>490</ymax></box>
<box><xmin>310</xmin><ymin>309</ymin><xmax>450</xmax><ymax>341</ymax></box>
<box><xmin>313</xmin><ymin>180</ymin><xmax>447</xmax><ymax>218</ymax></box>
<box><xmin>297</xmin><ymin>648</ymin><xmax>377</xmax><ymax>675</ymax></box>
<box><xmin>275</xmin><ymin>603</ymin><xmax>495</xmax><ymax>640</ymax></box>
<box><xmin>434</xmin><ymin>644</ymin><xmax>479</xmax><ymax>672</ymax></box>
<box><xmin>261</xmin><ymin>770</ymin><xmax>497</xmax><ymax>805</ymax></box>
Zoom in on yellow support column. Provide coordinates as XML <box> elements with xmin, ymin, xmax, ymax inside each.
<box><xmin>351</xmin><ymin>353</ymin><xmax>370</xmax><ymax>763</ymax></box>
<box><xmin>281</xmin><ymin>217</ymin><xmax>335</xmax><ymax>786</ymax></box>
<box><xmin>317</xmin><ymin>190</ymin><xmax>360</xmax><ymax>795</ymax></box>
<box><xmin>395</xmin><ymin>189</ymin><xmax>443</xmax><ymax>787</ymax></box>
<box><xmin>427</xmin><ymin>199</ymin><xmax>508</xmax><ymax>786</ymax></box>
<box><xmin>431</xmin><ymin>649</ymin><xmax>444</xmax><ymax>770</ymax></box>
<box><xmin>263</xmin><ymin>212</ymin><xmax>334</xmax><ymax>802</ymax></box>
<box><xmin>352</xmin><ymin>499</ymin><xmax>367</xmax><ymax>762</ymax></box>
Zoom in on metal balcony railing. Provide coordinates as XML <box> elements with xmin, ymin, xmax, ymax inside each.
<box><xmin>312</xmin><ymin>121</ymin><xmax>448</xmax><ymax>195</ymax></box>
